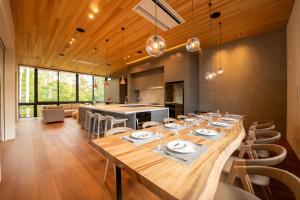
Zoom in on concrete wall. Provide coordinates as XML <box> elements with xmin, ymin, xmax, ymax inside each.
<box><xmin>0</xmin><ymin>0</ymin><xmax>16</xmax><ymax>141</ymax></box>
<box><xmin>127</xmin><ymin>48</ymin><xmax>199</xmax><ymax>114</ymax></box>
<box><xmin>199</xmin><ymin>29</ymin><xmax>287</xmax><ymax>133</ymax></box>
<box><xmin>287</xmin><ymin>0</ymin><xmax>300</xmax><ymax>159</ymax></box>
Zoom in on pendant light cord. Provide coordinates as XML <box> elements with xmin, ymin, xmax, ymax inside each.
<box><xmin>105</xmin><ymin>39</ymin><xmax>108</xmax><ymax>77</ymax></box>
<box><xmin>209</xmin><ymin>2</ymin><xmax>212</xmax><ymax>71</ymax></box>
<box><xmin>155</xmin><ymin>0</ymin><xmax>157</xmax><ymax>38</ymax></box>
<box><xmin>122</xmin><ymin>28</ymin><xmax>124</xmax><ymax>66</ymax></box>
<box><xmin>192</xmin><ymin>0</ymin><xmax>194</xmax><ymax>36</ymax></box>
<box><xmin>94</xmin><ymin>48</ymin><xmax>97</xmax><ymax>75</ymax></box>
<box><xmin>219</xmin><ymin>22</ymin><xmax>222</xmax><ymax>68</ymax></box>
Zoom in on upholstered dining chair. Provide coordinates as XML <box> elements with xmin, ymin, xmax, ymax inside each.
<box><xmin>103</xmin><ymin>127</ymin><xmax>134</xmax><ymax>182</ymax></box>
<box><xmin>222</xmin><ymin>144</ymin><xmax>287</xmax><ymax>199</ymax></box>
<box><xmin>163</xmin><ymin>117</ymin><xmax>177</xmax><ymax>123</ymax></box>
<box><xmin>142</xmin><ymin>121</ymin><xmax>161</xmax><ymax>129</ymax></box>
<box><xmin>214</xmin><ymin>166</ymin><xmax>300</xmax><ymax>200</ymax></box>
<box><xmin>177</xmin><ymin>115</ymin><xmax>188</xmax><ymax>120</ymax></box>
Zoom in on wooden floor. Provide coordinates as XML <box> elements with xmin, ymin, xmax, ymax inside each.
<box><xmin>0</xmin><ymin>118</ymin><xmax>159</xmax><ymax>200</ymax></box>
<box><xmin>0</xmin><ymin>118</ymin><xmax>299</xmax><ymax>200</ymax></box>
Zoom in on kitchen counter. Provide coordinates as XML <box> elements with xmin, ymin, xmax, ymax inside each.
<box><xmin>78</xmin><ymin>104</ymin><xmax>169</xmax><ymax>129</ymax></box>
<box><xmin>80</xmin><ymin>104</ymin><xmax>167</xmax><ymax>115</ymax></box>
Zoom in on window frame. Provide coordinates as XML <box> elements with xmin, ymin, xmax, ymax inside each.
<box><xmin>18</xmin><ymin>65</ymin><xmax>105</xmax><ymax>118</ymax></box>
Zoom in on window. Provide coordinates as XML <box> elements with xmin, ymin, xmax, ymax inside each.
<box><xmin>18</xmin><ymin>66</ymin><xmax>106</xmax><ymax>118</ymax></box>
<box><xmin>79</xmin><ymin>74</ymin><xmax>93</xmax><ymax>101</ymax></box>
<box><xmin>19</xmin><ymin>105</ymin><xmax>34</xmax><ymax>118</ymax></box>
<box><xmin>19</xmin><ymin>66</ymin><xmax>35</xmax><ymax>103</ymax></box>
<box><xmin>94</xmin><ymin>76</ymin><xmax>105</xmax><ymax>102</ymax></box>
<box><xmin>38</xmin><ymin>69</ymin><xmax>58</xmax><ymax>102</ymax></box>
<box><xmin>59</xmin><ymin>71</ymin><xmax>76</xmax><ymax>101</ymax></box>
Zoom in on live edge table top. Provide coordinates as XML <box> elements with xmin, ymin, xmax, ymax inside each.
<box><xmin>92</xmin><ymin>121</ymin><xmax>245</xmax><ymax>200</ymax></box>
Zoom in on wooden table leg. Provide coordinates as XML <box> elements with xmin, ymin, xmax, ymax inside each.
<box><xmin>115</xmin><ymin>165</ymin><xmax>122</xmax><ymax>200</ymax></box>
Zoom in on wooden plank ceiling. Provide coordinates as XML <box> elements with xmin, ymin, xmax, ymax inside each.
<box><xmin>11</xmin><ymin>0</ymin><xmax>294</xmax><ymax>76</ymax></box>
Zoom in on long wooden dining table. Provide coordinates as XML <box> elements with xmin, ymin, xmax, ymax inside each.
<box><xmin>92</xmin><ymin>120</ymin><xmax>245</xmax><ymax>200</ymax></box>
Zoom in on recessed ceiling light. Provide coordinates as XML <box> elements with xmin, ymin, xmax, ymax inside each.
<box><xmin>88</xmin><ymin>13</ymin><xmax>94</xmax><ymax>19</ymax></box>
<box><xmin>71</xmin><ymin>38</ymin><xmax>75</xmax><ymax>41</ymax></box>
<box><xmin>127</xmin><ymin>55</ymin><xmax>130</xmax><ymax>58</ymax></box>
<box><xmin>58</xmin><ymin>53</ymin><xmax>64</xmax><ymax>57</ymax></box>
<box><xmin>137</xmin><ymin>51</ymin><xmax>143</xmax><ymax>54</ymax></box>
<box><xmin>92</xmin><ymin>7</ymin><xmax>99</xmax><ymax>13</ymax></box>
<box><xmin>76</xmin><ymin>27</ymin><xmax>86</xmax><ymax>33</ymax></box>
<box><xmin>69</xmin><ymin>41</ymin><xmax>73</xmax><ymax>44</ymax></box>
<box><xmin>237</xmin><ymin>33</ymin><xmax>241</xmax><ymax>37</ymax></box>
<box><xmin>210</xmin><ymin>12</ymin><xmax>221</xmax><ymax>19</ymax></box>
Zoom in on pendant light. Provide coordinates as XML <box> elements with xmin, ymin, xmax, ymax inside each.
<box><xmin>120</xmin><ymin>27</ymin><xmax>126</xmax><ymax>85</ymax></box>
<box><xmin>145</xmin><ymin>0</ymin><xmax>166</xmax><ymax>57</ymax></box>
<box><xmin>205</xmin><ymin>2</ymin><xmax>215</xmax><ymax>81</ymax></box>
<box><xmin>217</xmin><ymin>22</ymin><xmax>224</xmax><ymax>75</ymax></box>
<box><xmin>186</xmin><ymin>0</ymin><xmax>201</xmax><ymax>52</ymax></box>
<box><xmin>104</xmin><ymin>39</ymin><xmax>109</xmax><ymax>88</ymax></box>
<box><xmin>93</xmin><ymin>48</ymin><xmax>98</xmax><ymax>88</ymax></box>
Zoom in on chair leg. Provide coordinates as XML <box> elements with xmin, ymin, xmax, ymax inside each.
<box><xmin>266</xmin><ymin>185</ymin><xmax>272</xmax><ymax>194</ymax></box>
<box><xmin>262</xmin><ymin>186</ymin><xmax>270</xmax><ymax>200</ymax></box>
<box><xmin>103</xmin><ymin>159</ymin><xmax>109</xmax><ymax>182</ymax></box>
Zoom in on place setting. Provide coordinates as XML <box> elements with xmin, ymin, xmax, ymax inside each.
<box><xmin>189</xmin><ymin>128</ymin><xmax>224</xmax><ymax>140</ymax></box>
<box><xmin>155</xmin><ymin>139</ymin><xmax>208</xmax><ymax>164</ymax></box>
<box><xmin>121</xmin><ymin>130</ymin><xmax>164</xmax><ymax>146</ymax></box>
<box><xmin>162</xmin><ymin>123</ymin><xmax>186</xmax><ymax>131</ymax></box>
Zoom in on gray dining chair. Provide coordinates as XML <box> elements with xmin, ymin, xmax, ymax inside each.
<box><xmin>103</xmin><ymin>127</ymin><xmax>134</xmax><ymax>182</ymax></box>
<box><xmin>92</xmin><ymin>113</ymin><xmax>108</xmax><ymax>139</ymax></box>
<box><xmin>106</xmin><ymin>115</ymin><xmax>128</xmax><ymax>129</ymax></box>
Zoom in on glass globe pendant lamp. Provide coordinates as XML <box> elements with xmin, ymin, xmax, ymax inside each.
<box><xmin>186</xmin><ymin>0</ymin><xmax>201</xmax><ymax>52</ymax></box>
<box><xmin>146</xmin><ymin>35</ymin><xmax>166</xmax><ymax>57</ymax></box>
<box><xmin>146</xmin><ymin>0</ymin><xmax>166</xmax><ymax>57</ymax></box>
<box><xmin>186</xmin><ymin>37</ymin><xmax>200</xmax><ymax>52</ymax></box>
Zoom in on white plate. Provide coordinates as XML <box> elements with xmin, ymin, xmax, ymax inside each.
<box><xmin>130</xmin><ymin>131</ymin><xmax>153</xmax><ymax>139</ymax></box>
<box><xmin>211</xmin><ymin>121</ymin><xmax>232</xmax><ymax>128</ymax></box>
<box><xmin>226</xmin><ymin>114</ymin><xmax>242</xmax><ymax>119</ymax></box>
<box><xmin>194</xmin><ymin>128</ymin><xmax>219</xmax><ymax>136</ymax></box>
<box><xmin>184</xmin><ymin>118</ymin><xmax>197</xmax><ymax>122</ymax></box>
<box><xmin>221</xmin><ymin>117</ymin><xmax>239</xmax><ymax>122</ymax></box>
<box><xmin>164</xmin><ymin>123</ymin><xmax>182</xmax><ymax>129</ymax></box>
<box><xmin>166</xmin><ymin>140</ymin><xmax>200</xmax><ymax>154</ymax></box>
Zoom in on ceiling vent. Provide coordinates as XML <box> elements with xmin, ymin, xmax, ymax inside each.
<box><xmin>133</xmin><ymin>0</ymin><xmax>185</xmax><ymax>31</ymax></box>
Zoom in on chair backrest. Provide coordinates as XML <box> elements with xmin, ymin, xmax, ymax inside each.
<box><xmin>236</xmin><ymin>144</ymin><xmax>287</xmax><ymax>165</ymax></box>
<box><xmin>94</xmin><ymin>113</ymin><xmax>107</xmax><ymax>121</ymax></box>
<box><xmin>142</xmin><ymin>121</ymin><xmax>161</xmax><ymax>129</ymax></box>
<box><xmin>187</xmin><ymin>113</ymin><xmax>198</xmax><ymax>118</ymax></box>
<box><xmin>246</xmin><ymin>131</ymin><xmax>281</xmax><ymax>144</ymax></box>
<box><xmin>106</xmin><ymin>115</ymin><xmax>116</xmax><ymax>122</ymax></box>
<box><xmin>86</xmin><ymin>111</ymin><xmax>94</xmax><ymax>118</ymax></box>
<box><xmin>252</xmin><ymin>120</ymin><xmax>274</xmax><ymax>127</ymax></box>
<box><xmin>228</xmin><ymin>166</ymin><xmax>300</xmax><ymax>199</ymax></box>
<box><xmin>177</xmin><ymin>115</ymin><xmax>188</xmax><ymax>120</ymax></box>
<box><xmin>106</xmin><ymin>127</ymin><xmax>133</xmax><ymax>136</ymax></box>
<box><xmin>163</xmin><ymin>118</ymin><xmax>177</xmax><ymax>123</ymax></box>
<box><xmin>249</xmin><ymin>121</ymin><xmax>275</xmax><ymax>132</ymax></box>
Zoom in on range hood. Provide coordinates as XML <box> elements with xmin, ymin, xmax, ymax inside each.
<box><xmin>133</xmin><ymin>0</ymin><xmax>185</xmax><ymax>31</ymax></box>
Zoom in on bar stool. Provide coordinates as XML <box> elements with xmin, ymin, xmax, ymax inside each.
<box><xmin>107</xmin><ymin>115</ymin><xmax>128</xmax><ymax>129</ymax></box>
<box><xmin>84</xmin><ymin>111</ymin><xmax>94</xmax><ymax>139</ymax></box>
<box><xmin>92</xmin><ymin>113</ymin><xmax>108</xmax><ymax>139</ymax></box>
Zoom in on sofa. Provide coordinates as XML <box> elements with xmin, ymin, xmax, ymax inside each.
<box><xmin>60</xmin><ymin>103</ymin><xmax>80</xmax><ymax>117</ymax></box>
<box><xmin>41</xmin><ymin>105</ymin><xmax>64</xmax><ymax>123</ymax></box>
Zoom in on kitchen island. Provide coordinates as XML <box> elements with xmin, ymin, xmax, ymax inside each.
<box><xmin>78</xmin><ymin>104</ymin><xmax>169</xmax><ymax>129</ymax></box>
